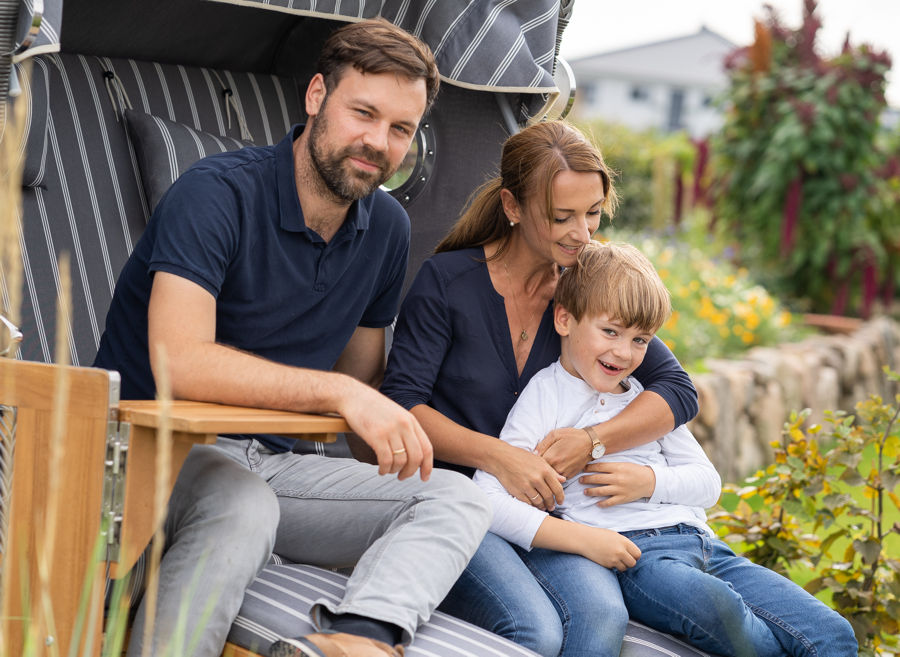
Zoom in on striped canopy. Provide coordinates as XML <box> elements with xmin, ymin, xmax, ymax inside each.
<box><xmin>12</xmin><ymin>0</ymin><xmax>568</xmax><ymax>95</ymax></box>
<box><xmin>205</xmin><ymin>0</ymin><xmax>564</xmax><ymax>93</ymax></box>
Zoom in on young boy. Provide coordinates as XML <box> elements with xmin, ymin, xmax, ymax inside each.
<box><xmin>473</xmin><ymin>241</ymin><xmax>857</xmax><ymax>657</ymax></box>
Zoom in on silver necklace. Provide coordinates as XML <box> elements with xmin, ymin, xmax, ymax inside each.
<box><xmin>503</xmin><ymin>261</ymin><xmax>537</xmax><ymax>342</ymax></box>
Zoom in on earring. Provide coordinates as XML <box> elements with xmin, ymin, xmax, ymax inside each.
<box><xmin>509</xmin><ymin>220</ymin><xmax>516</xmax><ymax>227</ymax></box>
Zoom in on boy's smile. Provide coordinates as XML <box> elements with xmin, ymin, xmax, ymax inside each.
<box><xmin>554</xmin><ymin>309</ymin><xmax>653</xmax><ymax>394</ymax></box>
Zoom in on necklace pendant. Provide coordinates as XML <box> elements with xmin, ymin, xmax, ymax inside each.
<box><xmin>520</xmin><ymin>329</ymin><xmax>529</xmax><ymax>341</ymax></box>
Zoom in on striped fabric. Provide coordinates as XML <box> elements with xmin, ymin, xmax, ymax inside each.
<box><xmin>124</xmin><ymin>109</ymin><xmax>253</xmax><ymax>212</ymax></box>
<box><xmin>15</xmin><ymin>53</ymin><xmax>302</xmax><ymax>366</ymax></box>
<box><xmin>205</xmin><ymin>0</ymin><xmax>560</xmax><ymax>93</ymax></box>
<box><xmin>11</xmin><ymin>58</ymin><xmax>49</xmax><ymax>187</ymax></box>
<box><xmin>231</xmin><ymin>562</ymin><xmax>712</xmax><ymax>657</ymax></box>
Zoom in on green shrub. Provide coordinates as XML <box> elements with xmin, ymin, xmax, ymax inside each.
<box><xmin>578</xmin><ymin>120</ymin><xmax>695</xmax><ymax>232</ymax></box>
<box><xmin>597</xmin><ymin>223</ymin><xmax>806</xmax><ymax>371</ymax></box>
<box><xmin>712</xmin><ymin>0</ymin><xmax>899</xmax><ymax>317</ymax></box>
<box><xmin>710</xmin><ymin>368</ymin><xmax>900</xmax><ymax>655</ymax></box>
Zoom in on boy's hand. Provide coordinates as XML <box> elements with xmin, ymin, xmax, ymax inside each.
<box><xmin>580</xmin><ymin>462</ymin><xmax>656</xmax><ymax>506</ymax></box>
<box><xmin>535</xmin><ymin>427</ymin><xmax>592</xmax><ymax>479</ymax></box>
<box><xmin>579</xmin><ymin>526</ymin><xmax>641</xmax><ymax>571</ymax></box>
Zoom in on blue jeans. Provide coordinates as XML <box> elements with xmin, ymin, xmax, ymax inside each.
<box><xmin>439</xmin><ymin>532</ymin><xmax>627</xmax><ymax>657</ymax></box>
<box><xmin>617</xmin><ymin>525</ymin><xmax>858</xmax><ymax>657</ymax></box>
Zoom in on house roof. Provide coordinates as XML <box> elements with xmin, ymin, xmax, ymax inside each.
<box><xmin>569</xmin><ymin>26</ymin><xmax>738</xmax><ymax>87</ymax></box>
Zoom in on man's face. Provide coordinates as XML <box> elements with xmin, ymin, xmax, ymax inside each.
<box><xmin>306</xmin><ymin>68</ymin><xmax>427</xmax><ymax>203</ymax></box>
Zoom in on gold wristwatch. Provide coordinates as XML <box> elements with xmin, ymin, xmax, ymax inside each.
<box><xmin>584</xmin><ymin>425</ymin><xmax>606</xmax><ymax>459</ymax></box>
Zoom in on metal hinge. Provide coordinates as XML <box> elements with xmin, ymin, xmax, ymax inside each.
<box><xmin>101</xmin><ymin>419</ymin><xmax>130</xmax><ymax>562</ymax></box>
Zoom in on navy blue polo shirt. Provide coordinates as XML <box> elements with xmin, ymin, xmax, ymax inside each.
<box><xmin>95</xmin><ymin>125</ymin><xmax>409</xmax><ymax>451</ymax></box>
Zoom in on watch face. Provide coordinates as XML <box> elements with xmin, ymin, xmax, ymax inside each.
<box><xmin>591</xmin><ymin>444</ymin><xmax>606</xmax><ymax>459</ymax></box>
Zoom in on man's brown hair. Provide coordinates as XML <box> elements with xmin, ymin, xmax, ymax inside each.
<box><xmin>318</xmin><ymin>17</ymin><xmax>440</xmax><ymax>113</ymax></box>
<box><xmin>555</xmin><ymin>241</ymin><xmax>671</xmax><ymax>333</ymax></box>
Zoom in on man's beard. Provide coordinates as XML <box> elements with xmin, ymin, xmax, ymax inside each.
<box><xmin>307</xmin><ymin>104</ymin><xmax>394</xmax><ymax>203</ymax></box>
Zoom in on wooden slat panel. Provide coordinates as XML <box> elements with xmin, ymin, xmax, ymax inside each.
<box><xmin>0</xmin><ymin>359</ymin><xmax>112</xmax><ymax>657</ymax></box>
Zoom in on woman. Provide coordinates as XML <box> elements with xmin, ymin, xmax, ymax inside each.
<box><xmin>381</xmin><ymin>121</ymin><xmax>698</xmax><ymax>657</ymax></box>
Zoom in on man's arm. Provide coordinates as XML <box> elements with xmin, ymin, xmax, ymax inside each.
<box><xmin>148</xmin><ymin>272</ymin><xmax>431</xmax><ymax>480</ymax></box>
<box><xmin>334</xmin><ymin>326</ymin><xmax>433</xmax><ymax>478</ymax></box>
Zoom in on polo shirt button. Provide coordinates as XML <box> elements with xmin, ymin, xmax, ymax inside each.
<box><xmin>600</xmin><ymin>399</ymin><xmax>606</xmax><ymax>405</ymax></box>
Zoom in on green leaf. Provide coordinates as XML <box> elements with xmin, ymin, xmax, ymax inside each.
<box><xmin>839</xmin><ymin>468</ymin><xmax>866</xmax><ymax>487</ymax></box>
<box><xmin>822</xmin><ymin>493</ymin><xmax>853</xmax><ymax>511</ymax></box>
<box><xmin>853</xmin><ymin>537</ymin><xmax>882</xmax><ymax>565</ymax></box>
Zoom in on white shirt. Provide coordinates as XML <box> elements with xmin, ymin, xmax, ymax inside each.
<box><xmin>473</xmin><ymin>360</ymin><xmax>722</xmax><ymax>550</ymax></box>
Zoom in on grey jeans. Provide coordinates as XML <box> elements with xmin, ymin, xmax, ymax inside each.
<box><xmin>127</xmin><ymin>437</ymin><xmax>491</xmax><ymax>657</ymax></box>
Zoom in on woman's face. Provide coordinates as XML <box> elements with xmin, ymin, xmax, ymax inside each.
<box><xmin>514</xmin><ymin>170</ymin><xmax>606</xmax><ymax>268</ymax></box>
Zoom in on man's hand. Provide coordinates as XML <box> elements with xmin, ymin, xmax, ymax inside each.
<box><xmin>339</xmin><ymin>383</ymin><xmax>433</xmax><ymax>481</ymax></box>
<box><xmin>579</xmin><ymin>461</ymin><xmax>656</xmax><ymax>507</ymax></box>
<box><xmin>535</xmin><ymin>427</ymin><xmax>593</xmax><ymax>479</ymax></box>
<box><xmin>490</xmin><ymin>443</ymin><xmax>566</xmax><ymax>511</ymax></box>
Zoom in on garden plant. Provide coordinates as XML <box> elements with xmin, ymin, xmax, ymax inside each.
<box><xmin>713</xmin><ymin>0</ymin><xmax>899</xmax><ymax>318</ymax></box>
<box><xmin>711</xmin><ymin>368</ymin><xmax>900</xmax><ymax>655</ymax></box>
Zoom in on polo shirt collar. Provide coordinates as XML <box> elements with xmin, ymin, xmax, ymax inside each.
<box><xmin>277</xmin><ymin>124</ymin><xmax>373</xmax><ymax>238</ymax></box>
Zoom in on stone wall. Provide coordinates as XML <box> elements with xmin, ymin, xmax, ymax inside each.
<box><xmin>687</xmin><ymin>317</ymin><xmax>900</xmax><ymax>483</ymax></box>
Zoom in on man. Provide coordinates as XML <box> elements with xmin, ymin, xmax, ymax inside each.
<box><xmin>94</xmin><ymin>18</ymin><xmax>490</xmax><ymax>657</ymax></box>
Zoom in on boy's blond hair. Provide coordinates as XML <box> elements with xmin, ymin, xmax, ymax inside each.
<box><xmin>555</xmin><ymin>241</ymin><xmax>671</xmax><ymax>333</ymax></box>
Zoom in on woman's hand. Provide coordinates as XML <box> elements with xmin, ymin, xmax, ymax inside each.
<box><xmin>488</xmin><ymin>442</ymin><xmax>566</xmax><ymax>511</ymax></box>
<box><xmin>579</xmin><ymin>462</ymin><xmax>656</xmax><ymax>507</ymax></box>
<box><xmin>534</xmin><ymin>427</ymin><xmax>592</xmax><ymax>479</ymax></box>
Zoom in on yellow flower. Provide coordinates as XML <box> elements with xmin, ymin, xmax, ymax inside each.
<box><xmin>718</xmin><ymin>326</ymin><xmax>730</xmax><ymax>338</ymax></box>
<box><xmin>745</xmin><ymin>312</ymin><xmax>760</xmax><ymax>330</ymax></box>
<box><xmin>658</xmin><ymin>268</ymin><xmax>670</xmax><ymax>280</ymax></box>
<box><xmin>742</xmin><ymin>331</ymin><xmax>755</xmax><ymax>344</ymax></box>
<box><xmin>664</xmin><ymin>310</ymin><xmax>680</xmax><ymax>331</ymax></box>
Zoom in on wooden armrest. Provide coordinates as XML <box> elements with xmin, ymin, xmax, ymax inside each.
<box><xmin>117</xmin><ymin>400</ymin><xmax>348</xmax><ymax>439</ymax></box>
<box><xmin>110</xmin><ymin>401</ymin><xmax>349</xmax><ymax>578</ymax></box>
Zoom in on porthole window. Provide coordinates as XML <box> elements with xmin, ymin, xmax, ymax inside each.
<box><xmin>382</xmin><ymin>119</ymin><xmax>436</xmax><ymax>208</ymax></box>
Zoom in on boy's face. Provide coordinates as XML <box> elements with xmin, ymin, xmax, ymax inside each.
<box><xmin>554</xmin><ymin>306</ymin><xmax>654</xmax><ymax>394</ymax></box>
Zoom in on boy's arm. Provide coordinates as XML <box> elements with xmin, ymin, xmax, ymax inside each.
<box><xmin>472</xmin><ymin>373</ymin><xmax>567</xmax><ymax>548</ymax></box>
<box><xmin>647</xmin><ymin>424</ymin><xmax>722</xmax><ymax>508</ymax></box>
<box><xmin>532</xmin><ymin>516</ymin><xmax>641</xmax><ymax>571</ymax></box>
<box><xmin>581</xmin><ymin>426</ymin><xmax>720</xmax><ymax>508</ymax></box>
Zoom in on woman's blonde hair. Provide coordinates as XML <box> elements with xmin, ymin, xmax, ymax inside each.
<box><xmin>435</xmin><ymin>121</ymin><xmax>618</xmax><ymax>257</ymax></box>
<box><xmin>555</xmin><ymin>241</ymin><xmax>671</xmax><ymax>333</ymax></box>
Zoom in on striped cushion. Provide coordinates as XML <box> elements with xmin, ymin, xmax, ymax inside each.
<box><xmin>124</xmin><ymin>110</ymin><xmax>254</xmax><ymax>212</ymax></box>
<box><xmin>230</xmin><ymin>562</ymin><xmax>711</xmax><ymax>657</ymax></box>
<box><xmin>16</xmin><ymin>54</ymin><xmax>302</xmax><ymax>366</ymax></box>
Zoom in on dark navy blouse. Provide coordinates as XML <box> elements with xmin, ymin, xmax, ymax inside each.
<box><xmin>381</xmin><ymin>247</ymin><xmax>698</xmax><ymax>476</ymax></box>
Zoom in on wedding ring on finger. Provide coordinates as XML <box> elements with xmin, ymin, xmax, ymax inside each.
<box><xmin>528</xmin><ymin>492</ymin><xmax>541</xmax><ymax>501</ymax></box>
<box><xmin>392</xmin><ymin>448</ymin><xmax>407</xmax><ymax>455</ymax></box>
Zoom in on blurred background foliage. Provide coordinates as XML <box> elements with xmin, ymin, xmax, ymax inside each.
<box><xmin>575</xmin><ymin>0</ymin><xmax>899</xmax><ymax>374</ymax></box>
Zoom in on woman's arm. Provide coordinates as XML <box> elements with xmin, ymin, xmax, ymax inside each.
<box><xmin>412</xmin><ymin>404</ymin><xmax>565</xmax><ymax>507</ymax></box>
<box><xmin>382</xmin><ymin>257</ymin><xmax>564</xmax><ymax>505</ymax></box>
<box><xmin>537</xmin><ymin>337</ymin><xmax>697</xmax><ymax>478</ymax></box>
